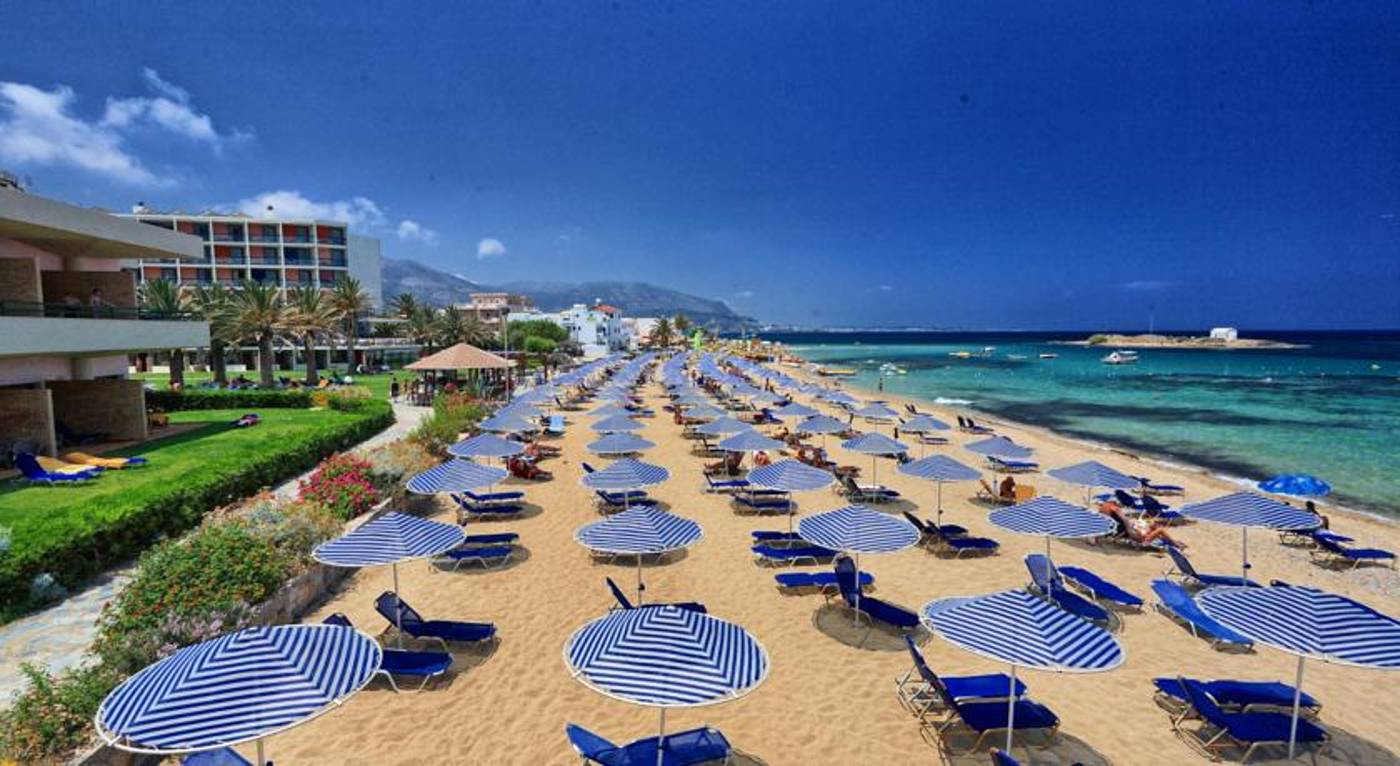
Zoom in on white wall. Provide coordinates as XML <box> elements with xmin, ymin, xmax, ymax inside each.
<box><xmin>348</xmin><ymin>234</ymin><xmax>383</xmax><ymax>310</ymax></box>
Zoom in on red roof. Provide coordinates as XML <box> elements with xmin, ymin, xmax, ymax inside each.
<box><xmin>593</xmin><ymin>304</ymin><xmax>619</xmax><ymax>315</ymax></box>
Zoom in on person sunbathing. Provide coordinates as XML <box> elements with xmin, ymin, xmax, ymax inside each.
<box><xmin>704</xmin><ymin>451</ymin><xmax>743</xmax><ymax>476</ymax></box>
<box><xmin>1099</xmin><ymin>501</ymin><xmax>1184</xmax><ymax>548</ymax></box>
<box><xmin>753</xmin><ymin>450</ymin><xmax>773</xmax><ymax>468</ymax></box>
<box><xmin>523</xmin><ymin>440</ymin><xmax>560</xmax><ymax>460</ymax></box>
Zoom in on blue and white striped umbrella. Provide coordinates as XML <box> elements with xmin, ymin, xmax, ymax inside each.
<box><xmin>718</xmin><ymin>430</ymin><xmax>785</xmax><ymax>453</ymax></box>
<box><xmin>1258</xmin><ymin>474</ymin><xmax>1333</xmax><ymax>498</ymax></box>
<box><xmin>405</xmin><ymin>459</ymin><xmax>507</xmax><ymax>495</ymax></box>
<box><xmin>592</xmin><ymin>414</ymin><xmax>644</xmax><ymax>433</ymax></box>
<box><xmin>565</xmin><ymin>606</ymin><xmax>768</xmax><ymax>759</ymax></box>
<box><xmin>590</xmin><ymin>402</ymin><xmax>632</xmax><ymax>418</ymax></box>
<box><xmin>772</xmin><ymin>401</ymin><xmax>819</xmax><ymax>419</ymax></box>
<box><xmin>499</xmin><ymin>403</ymin><xmax>543</xmax><ymax>419</ymax></box>
<box><xmin>314</xmin><ymin>512</ymin><xmax>465</xmax><ymax>568</ymax></box>
<box><xmin>96</xmin><ymin>625</ymin><xmax>380</xmax><ymax>757</ymax></box>
<box><xmin>899</xmin><ymin>455</ymin><xmax>981</xmax><ymax>525</ymax></box>
<box><xmin>1199</xmin><ymin>585</ymin><xmax>1400</xmax><ymax>756</ymax></box>
<box><xmin>581</xmin><ymin>458</ymin><xmax>671</xmax><ymax>492</ymax></box>
<box><xmin>920</xmin><ymin>589</ymin><xmax>1124</xmax><ymax>753</ymax></box>
<box><xmin>965</xmin><ymin>436</ymin><xmax>1034</xmax><ymax>459</ymax></box>
<box><xmin>841</xmin><ymin>431</ymin><xmax>908</xmax><ymax>485</ymax></box>
<box><xmin>1182</xmin><ymin>492</ymin><xmax>1322</xmax><ymax>581</ymax></box>
<box><xmin>988</xmin><ymin>496</ymin><xmax>1115</xmax><ymax>555</ymax></box>
<box><xmin>1046</xmin><ymin>460</ymin><xmax>1140</xmax><ymax>491</ymax></box>
<box><xmin>682</xmin><ymin>404</ymin><xmax>726</xmax><ymax>421</ymax></box>
<box><xmin>900</xmin><ymin>414</ymin><xmax>951</xmax><ymax>433</ymax></box>
<box><xmin>447</xmin><ymin>432</ymin><xmax>525</xmax><ymax>459</ymax></box>
<box><xmin>796</xmin><ymin>414</ymin><xmax>848</xmax><ymax>435</ymax></box>
<box><xmin>478</xmin><ymin>412</ymin><xmax>537</xmax><ymax>434</ymax></box>
<box><xmin>694</xmin><ymin>416</ymin><xmax>750</xmax><ymax>436</ymax></box>
<box><xmin>588</xmin><ymin>432</ymin><xmax>657</xmax><ymax>456</ymax></box>
<box><xmin>798</xmin><ymin>504</ymin><xmax>920</xmax><ymax>554</ymax></box>
<box><xmin>853</xmin><ymin>402</ymin><xmax>900</xmax><ymax>421</ymax></box>
<box><xmin>576</xmin><ymin>507</ymin><xmax>703</xmax><ymax>603</ymax></box>
<box><xmin>748</xmin><ymin>459</ymin><xmax>835</xmax><ymax>493</ymax></box>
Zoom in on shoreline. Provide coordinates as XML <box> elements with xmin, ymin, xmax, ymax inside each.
<box><xmin>794</xmin><ymin>366</ymin><xmax>1398</xmax><ymax>531</ymax></box>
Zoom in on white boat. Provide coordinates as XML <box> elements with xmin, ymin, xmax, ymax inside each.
<box><xmin>1101</xmin><ymin>350</ymin><xmax>1140</xmax><ymax>365</ymax></box>
<box><xmin>1039</xmin><ymin>353</ymin><xmax>1058</xmax><ymax>359</ymax></box>
<box><xmin>878</xmin><ymin>362</ymin><xmax>907</xmax><ymax>375</ymax></box>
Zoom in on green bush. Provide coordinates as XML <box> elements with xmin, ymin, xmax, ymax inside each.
<box><xmin>146</xmin><ymin>388</ymin><xmax>312</xmax><ymax>411</ymax></box>
<box><xmin>0</xmin><ymin>663</ymin><xmax>123</xmax><ymax>762</ymax></box>
<box><xmin>0</xmin><ymin>400</ymin><xmax>392</xmax><ymax>612</ymax></box>
<box><xmin>409</xmin><ymin>392</ymin><xmax>487</xmax><ymax>456</ymax></box>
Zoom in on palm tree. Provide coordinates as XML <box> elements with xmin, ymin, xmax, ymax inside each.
<box><xmin>390</xmin><ymin>292</ymin><xmax>418</xmax><ymax>319</ymax></box>
<box><xmin>648</xmin><ymin>317</ymin><xmax>674</xmax><ymax>349</ymax></box>
<box><xmin>227</xmin><ymin>281</ymin><xmax>287</xmax><ymax>388</ymax></box>
<box><xmin>406</xmin><ymin>305</ymin><xmax>439</xmax><ymax>352</ymax></box>
<box><xmin>433</xmin><ymin>306</ymin><xmax>468</xmax><ymax>348</ymax></box>
<box><xmin>188</xmin><ymin>284</ymin><xmax>233</xmax><ymax>386</ymax></box>
<box><xmin>140</xmin><ymin>279</ymin><xmax>189</xmax><ymax>386</ymax></box>
<box><xmin>286</xmin><ymin>287</ymin><xmax>336</xmax><ymax>386</ymax></box>
<box><xmin>327</xmin><ymin>277</ymin><xmax>372</xmax><ymax>373</ymax></box>
<box><xmin>672</xmin><ymin>313</ymin><xmax>692</xmax><ymax>339</ymax></box>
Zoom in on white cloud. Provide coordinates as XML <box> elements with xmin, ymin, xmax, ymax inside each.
<box><xmin>396</xmin><ymin>219</ymin><xmax>439</xmax><ymax>246</ymax></box>
<box><xmin>0</xmin><ymin>82</ymin><xmax>163</xmax><ymax>185</ymax></box>
<box><xmin>229</xmin><ymin>190</ymin><xmax>386</xmax><ymax>228</ymax></box>
<box><xmin>0</xmin><ymin>70</ymin><xmax>245</xmax><ymax>186</ymax></box>
<box><xmin>1124</xmin><ymin>279</ymin><xmax>1179</xmax><ymax>292</ymax></box>
<box><xmin>734</xmin><ymin>289</ymin><xmax>755</xmax><ymax>299</ymax></box>
<box><xmin>477</xmin><ymin>237</ymin><xmax>507</xmax><ymax>259</ymax></box>
<box><xmin>878</xmin><ymin>284</ymin><xmax>894</xmax><ymax>292</ymax></box>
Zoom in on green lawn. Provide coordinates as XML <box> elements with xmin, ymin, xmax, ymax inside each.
<box><xmin>0</xmin><ymin>404</ymin><xmax>392</xmax><ymax>618</ymax></box>
<box><xmin>132</xmin><ymin>370</ymin><xmax>400</xmax><ymax>399</ymax></box>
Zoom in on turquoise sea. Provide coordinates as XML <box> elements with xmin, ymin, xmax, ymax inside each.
<box><xmin>762</xmin><ymin>331</ymin><xmax>1400</xmax><ymax>519</ymax></box>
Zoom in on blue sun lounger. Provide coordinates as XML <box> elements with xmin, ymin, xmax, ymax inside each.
<box><xmin>752</xmin><ymin>530</ymin><xmax>803</xmax><ymax>543</ymax></box>
<box><xmin>605</xmin><ymin>577</ymin><xmax>706</xmax><ymax>614</ymax></box>
<box><xmin>566</xmin><ymin>723</ymin><xmax>731</xmax><ymax>766</ymax></box>
<box><xmin>921</xmin><ymin>665</ymin><xmax>1060</xmax><ymax>754</ymax></box>
<box><xmin>836</xmin><ymin>556</ymin><xmax>919</xmax><ymax>629</ymax></box>
<box><xmin>1176</xmin><ymin>678</ymin><xmax>1327</xmax><ymax>763</ymax></box>
<box><xmin>987</xmin><ymin>455</ymin><xmax>1038</xmax><ymax>472</ymax></box>
<box><xmin>13</xmin><ymin>453</ymin><xmax>98</xmax><ymax>484</ymax></box>
<box><xmin>1025</xmin><ymin>555</ymin><xmax>1111</xmax><ymax>625</ymax></box>
<box><xmin>323</xmin><ymin>613</ymin><xmax>453</xmax><ymax>692</ymax></box>
<box><xmin>733</xmin><ymin>493</ymin><xmax>791</xmax><ymax>514</ymax></box>
<box><xmin>546</xmin><ymin>415</ymin><xmax>566</xmax><ymax>435</ymax></box>
<box><xmin>1056</xmin><ymin>564</ymin><xmax>1143</xmax><ymax>610</ymax></box>
<box><xmin>912</xmin><ymin>516</ymin><xmax>998</xmax><ymax>558</ymax></box>
<box><xmin>182</xmin><ymin>749</ymin><xmax>254</xmax><ymax>766</ymax></box>
<box><xmin>456</xmin><ymin>488</ymin><xmax>525</xmax><ymax>504</ymax></box>
<box><xmin>1153</xmin><ymin>677</ymin><xmax>1321</xmax><ymax>718</ymax></box>
<box><xmin>454</xmin><ymin>497</ymin><xmax>525</xmax><ymax>519</ymax></box>
<box><xmin>375</xmin><ymin>592</ymin><xmax>496</xmax><ymax>648</ymax></box>
<box><xmin>897</xmin><ymin>636</ymin><xmax>1027</xmax><ymax>722</ymax></box>
<box><xmin>1168</xmin><ymin>547</ymin><xmax>1261</xmax><ymax>588</ymax></box>
<box><xmin>704</xmin><ymin>474</ymin><xmax>749</xmax><ymax>492</ymax></box>
<box><xmin>991</xmin><ymin>749</ymin><xmax>1022</xmax><ymax>766</ymax></box>
<box><xmin>1151</xmin><ymin>580</ymin><xmax>1253</xmax><ymax>650</ymax></box>
<box><xmin>1309</xmin><ymin>533</ymin><xmax>1396</xmax><ymax>569</ymax></box>
<box><xmin>433</xmin><ymin>544</ymin><xmax>515</xmax><ymax>570</ymax></box>
<box><xmin>752</xmin><ymin>543</ymin><xmax>838</xmax><ymax>565</ymax></box>
<box><xmin>774</xmin><ymin>570</ymin><xmax>874</xmax><ymax>593</ymax></box>
<box><xmin>593</xmin><ymin>490</ymin><xmax>656</xmax><ymax>510</ymax></box>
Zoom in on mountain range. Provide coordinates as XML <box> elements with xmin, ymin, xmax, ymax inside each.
<box><xmin>381</xmin><ymin>257</ymin><xmax>757</xmax><ymax>332</ymax></box>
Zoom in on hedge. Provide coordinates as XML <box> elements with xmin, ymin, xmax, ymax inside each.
<box><xmin>0</xmin><ymin>400</ymin><xmax>392</xmax><ymax>614</ymax></box>
<box><xmin>145</xmin><ymin>388</ymin><xmax>313</xmax><ymax>411</ymax></box>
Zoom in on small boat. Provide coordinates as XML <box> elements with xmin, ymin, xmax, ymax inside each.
<box><xmin>948</xmin><ymin>351</ymin><xmax>972</xmax><ymax>359</ymax></box>
<box><xmin>1039</xmin><ymin>353</ymin><xmax>1058</xmax><ymax>359</ymax></box>
<box><xmin>878</xmin><ymin>363</ymin><xmax>907</xmax><ymax>375</ymax></box>
<box><xmin>817</xmin><ymin>367</ymin><xmax>856</xmax><ymax>377</ymax></box>
<box><xmin>1102</xmin><ymin>350</ymin><xmax>1140</xmax><ymax>365</ymax></box>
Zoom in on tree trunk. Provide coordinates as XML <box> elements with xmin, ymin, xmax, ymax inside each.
<box><xmin>210</xmin><ymin>339</ymin><xmax>228</xmax><ymax>386</ymax></box>
<box><xmin>344</xmin><ymin>317</ymin><xmax>357</xmax><ymax>373</ymax></box>
<box><xmin>303</xmin><ymin>335</ymin><xmax>319</xmax><ymax>386</ymax></box>
<box><xmin>169</xmin><ymin>348</ymin><xmax>185</xmax><ymax>387</ymax></box>
<box><xmin>258</xmin><ymin>335</ymin><xmax>275</xmax><ymax>388</ymax></box>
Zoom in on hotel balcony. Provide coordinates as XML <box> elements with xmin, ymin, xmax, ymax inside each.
<box><xmin>0</xmin><ymin>306</ymin><xmax>209</xmax><ymax>358</ymax></box>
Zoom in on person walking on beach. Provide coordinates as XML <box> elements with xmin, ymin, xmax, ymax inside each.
<box><xmin>390</xmin><ymin>377</ymin><xmax>401</xmax><ymax>402</ymax></box>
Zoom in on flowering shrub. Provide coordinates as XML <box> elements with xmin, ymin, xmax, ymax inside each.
<box><xmin>363</xmin><ymin>439</ymin><xmax>437</xmax><ymax>489</ymax></box>
<box><xmin>0</xmin><ymin>663</ymin><xmax>122</xmax><ymax>761</ymax></box>
<box><xmin>410</xmin><ymin>392</ymin><xmax>487</xmax><ymax>456</ymax></box>
<box><xmin>298</xmin><ymin>453</ymin><xmax>379</xmax><ymax>520</ymax></box>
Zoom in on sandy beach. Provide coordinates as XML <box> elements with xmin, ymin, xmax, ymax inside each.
<box><xmin>250</xmin><ymin>361</ymin><xmax>1400</xmax><ymax>766</ymax></box>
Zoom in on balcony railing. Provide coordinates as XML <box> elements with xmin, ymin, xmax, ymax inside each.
<box><xmin>212</xmin><ymin>233</ymin><xmax>245</xmax><ymax>242</ymax></box>
<box><xmin>321</xmin><ymin>257</ymin><xmax>348</xmax><ymax>267</ymax></box>
<box><xmin>249</xmin><ymin>234</ymin><xmax>280</xmax><ymax>243</ymax></box>
<box><xmin>0</xmin><ymin>300</ymin><xmax>199</xmax><ymax>321</ymax></box>
<box><xmin>317</xmin><ymin>236</ymin><xmax>347</xmax><ymax>245</ymax></box>
<box><xmin>283</xmin><ymin>235</ymin><xmax>313</xmax><ymax>244</ymax></box>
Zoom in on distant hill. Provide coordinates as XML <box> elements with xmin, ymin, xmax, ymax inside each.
<box><xmin>381</xmin><ymin>258</ymin><xmax>757</xmax><ymax>332</ymax></box>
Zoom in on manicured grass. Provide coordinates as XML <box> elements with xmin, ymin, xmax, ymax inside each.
<box><xmin>0</xmin><ymin>403</ymin><xmax>392</xmax><ymax>619</ymax></box>
<box><xmin>132</xmin><ymin>370</ymin><xmax>400</xmax><ymax>399</ymax></box>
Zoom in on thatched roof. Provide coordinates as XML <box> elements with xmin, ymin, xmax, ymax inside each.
<box><xmin>404</xmin><ymin>343</ymin><xmax>511</xmax><ymax>371</ymax></box>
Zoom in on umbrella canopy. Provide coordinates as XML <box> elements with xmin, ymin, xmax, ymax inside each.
<box><xmin>447</xmin><ymin>432</ymin><xmax>525</xmax><ymax>459</ymax></box>
<box><xmin>1199</xmin><ymin>585</ymin><xmax>1400</xmax><ymax>757</ymax></box>
<box><xmin>898</xmin><ymin>455</ymin><xmax>982</xmax><ymax>525</ymax></box>
<box><xmin>899</xmin><ymin>414</ymin><xmax>951</xmax><ymax>433</ymax></box>
<box><xmin>920</xmin><ymin>589</ymin><xmax>1124</xmax><ymax>754</ymax></box>
<box><xmin>852</xmin><ymin>402</ymin><xmax>900</xmax><ymax>421</ymax></box>
<box><xmin>694</xmin><ymin>416</ymin><xmax>751</xmax><ymax>436</ymax></box>
<box><xmin>1258</xmin><ymin>474</ymin><xmax>1332</xmax><ymax>497</ymax></box>
<box><xmin>682</xmin><ymin>404</ymin><xmax>727</xmax><ymax>421</ymax></box>
<box><xmin>1046</xmin><ymin>460</ymin><xmax>1140</xmax><ymax>491</ymax></box>
<box><xmin>841</xmin><ymin>432</ymin><xmax>908</xmax><ymax>456</ymax></box>
<box><xmin>988</xmin><ymin>496</ymin><xmax>1115</xmax><ymax>556</ymax></box>
<box><xmin>477</xmin><ymin>412</ymin><xmax>537</xmax><ymax>434</ymax></box>
<box><xmin>575</xmin><ymin>507</ymin><xmax>703</xmax><ymax>603</ymax></box>
<box><xmin>581</xmin><ymin>458</ymin><xmax>671</xmax><ymax>491</ymax></box>
<box><xmin>772</xmin><ymin>401</ymin><xmax>818</xmax><ymax>419</ymax></box>
<box><xmin>717</xmin><ymin>430</ymin><xmax>785</xmax><ymax>453</ymax></box>
<box><xmin>747</xmin><ymin>459</ymin><xmax>835</xmax><ymax>493</ymax></box>
<box><xmin>404</xmin><ymin>342</ymin><xmax>510</xmax><ymax>371</ymax></box>
<box><xmin>1181</xmin><ymin>492</ymin><xmax>1322</xmax><ymax>580</ymax></box>
<box><xmin>96</xmin><ymin>625</ymin><xmax>380</xmax><ymax>757</ymax></box>
<box><xmin>797</xmin><ymin>504</ymin><xmax>920</xmax><ymax>554</ymax></box>
<box><xmin>405</xmin><ymin>459</ymin><xmax>507</xmax><ymax>495</ymax></box>
<box><xmin>592</xmin><ymin>414</ymin><xmax>645</xmax><ymax>433</ymax></box>
<box><xmin>588</xmin><ymin>432</ymin><xmax>657</xmax><ymax>455</ymax></box>
<box><xmin>965</xmin><ymin>436</ymin><xmax>1034</xmax><ymax>459</ymax></box>
<box><xmin>313</xmin><ymin>512</ymin><xmax>464</xmax><ymax>568</ymax></box>
<box><xmin>796</xmin><ymin>414</ymin><xmax>848</xmax><ymax>435</ymax></box>
<box><xmin>589</xmin><ymin>402</ymin><xmax>632</xmax><ymax>418</ymax></box>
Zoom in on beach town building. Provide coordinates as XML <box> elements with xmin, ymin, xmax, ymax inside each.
<box><xmin>117</xmin><ymin>206</ymin><xmax>384</xmax><ymax>309</ymax></box>
<box><xmin>622</xmin><ymin>317</ymin><xmax>660</xmax><ymax>349</ymax></box>
<box><xmin>454</xmin><ymin>292</ymin><xmax>532</xmax><ymax>327</ymax></box>
<box><xmin>1209</xmin><ymin>326</ymin><xmax>1239</xmax><ymax>342</ymax></box>
<box><xmin>0</xmin><ymin>183</ymin><xmax>209</xmax><ymax>456</ymax></box>
<box><xmin>559</xmin><ymin>302</ymin><xmax>626</xmax><ymax>358</ymax></box>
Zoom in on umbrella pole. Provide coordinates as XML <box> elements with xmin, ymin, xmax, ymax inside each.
<box><xmin>656</xmin><ymin>707</ymin><xmax>667</xmax><ymax>766</ymax></box>
<box><xmin>637</xmin><ymin>555</ymin><xmax>645</xmax><ymax>605</ymax></box>
<box><xmin>1005</xmin><ymin>664</ymin><xmax>1018</xmax><ymax>753</ymax></box>
<box><xmin>853</xmin><ymin>551</ymin><xmax>861</xmax><ymax>627</ymax></box>
<box><xmin>392</xmin><ymin>563</ymin><xmax>402</xmax><ymax>649</ymax></box>
<box><xmin>257</xmin><ymin>738</ymin><xmax>265</xmax><ymax>766</ymax></box>
<box><xmin>1289</xmin><ymin>656</ymin><xmax>1305</xmax><ymax>758</ymax></box>
<box><xmin>1241</xmin><ymin>527</ymin><xmax>1250</xmax><ymax>583</ymax></box>
<box><xmin>936</xmin><ymin>481</ymin><xmax>944</xmax><ymax>526</ymax></box>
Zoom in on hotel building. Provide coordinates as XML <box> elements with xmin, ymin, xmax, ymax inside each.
<box><xmin>117</xmin><ymin>208</ymin><xmax>383</xmax><ymax>309</ymax></box>
<box><xmin>0</xmin><ymin>183</ymin><xmax>209</xmax><ymax>456</ymax></box>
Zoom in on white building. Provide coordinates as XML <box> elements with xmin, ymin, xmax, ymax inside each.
<box><xmin>1209</xmin><ymin>327</ymin><xmax>1239</xmax><ymax>342</ymax></box>
<box><xmin>560</xmin><ymin>302</ymin><xmax>625</xmax><ymax>358</ymax></box>
<box><xmin>622</xmin><ymin>317</ymin><xmax>659</xmax><ymax>349</ymax></box>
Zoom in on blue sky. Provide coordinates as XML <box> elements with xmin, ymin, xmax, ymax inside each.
<box><xmin>2</xmin><ymin>2</ymin><xmax>1396</xmax><ymax>329</ymax></box>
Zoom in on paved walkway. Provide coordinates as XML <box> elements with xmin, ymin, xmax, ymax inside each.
<box><xmin>0</xmin><ymin>401</ymin><xmax>430</xmax><ymax>702</ymax></box>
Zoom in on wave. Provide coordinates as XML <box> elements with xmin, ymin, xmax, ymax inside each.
<box><xmin>933</xmin><ymin>397</ymin><xmax>973</xmax><ymax>405</ymax></box>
